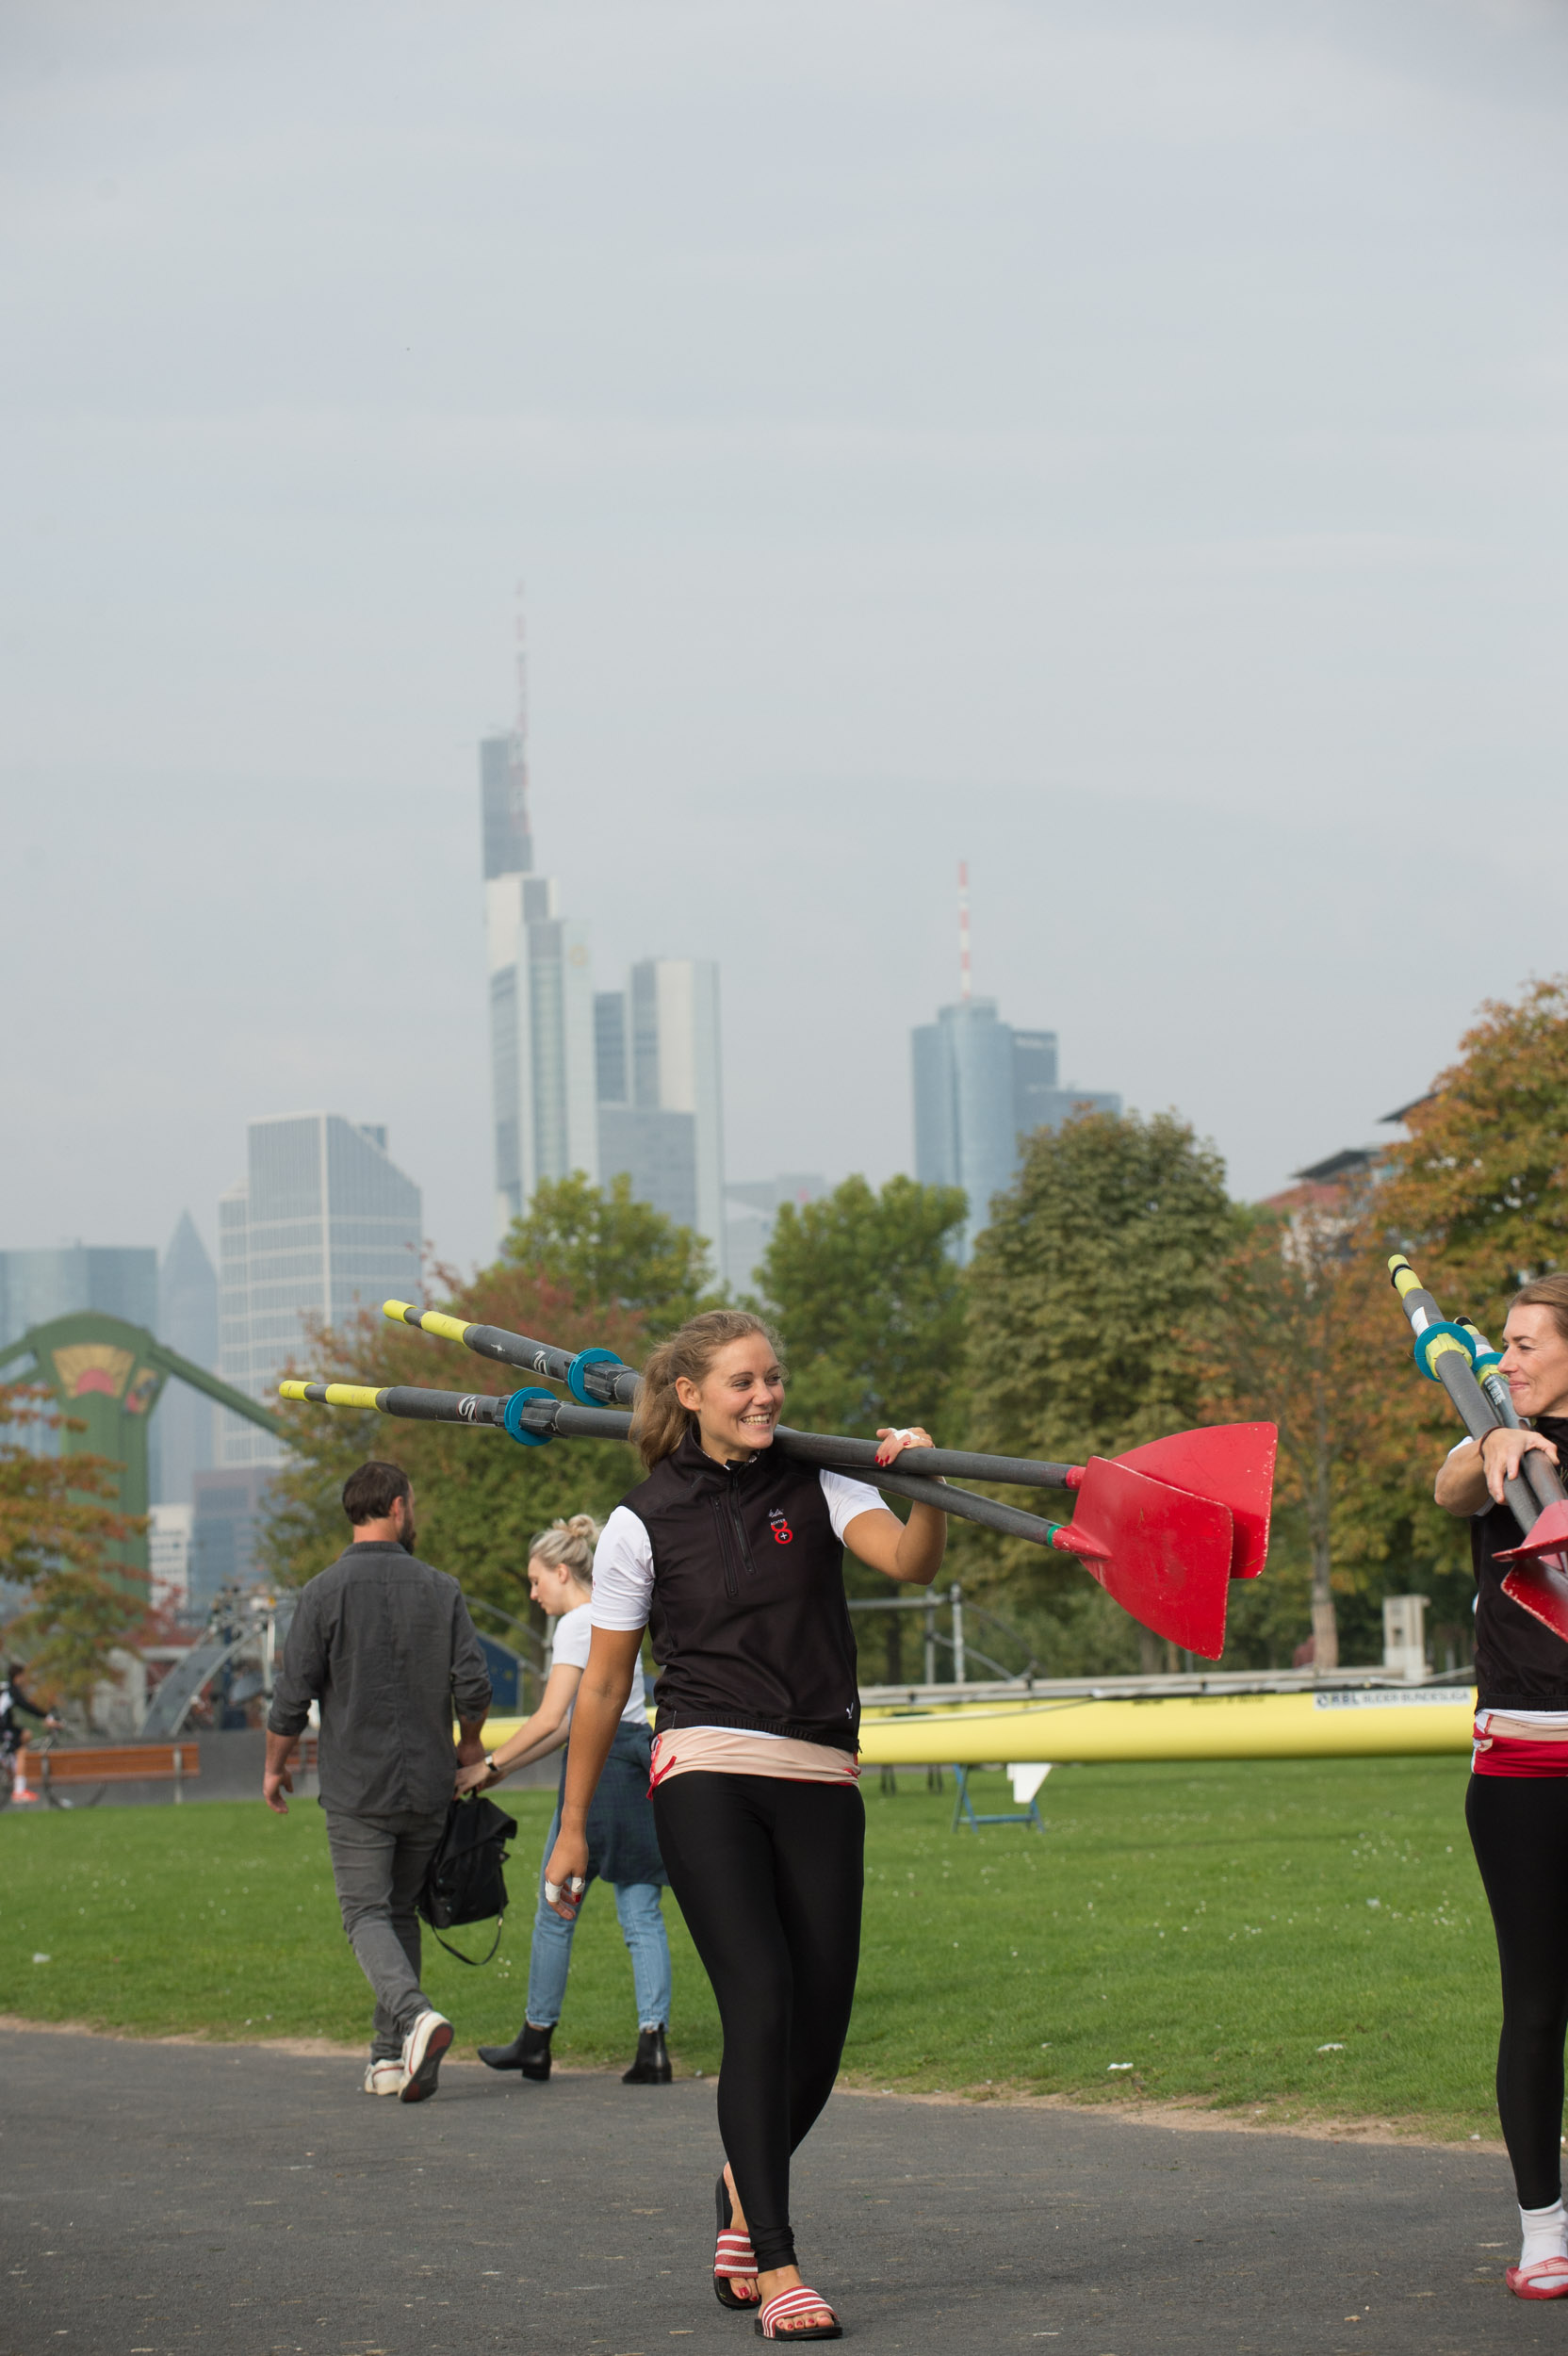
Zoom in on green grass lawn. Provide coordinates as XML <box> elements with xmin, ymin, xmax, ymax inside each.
<box><xmin>0</xmin><ymin>1759</ymin><xmax>1503</xmax><ymax>2139</ymax></box>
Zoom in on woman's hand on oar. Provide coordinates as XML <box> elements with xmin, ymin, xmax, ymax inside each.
<box><xmin>874</xmin><ymin>1424</ymin><xmax>939</xmax><ymax>1470</ymax></box>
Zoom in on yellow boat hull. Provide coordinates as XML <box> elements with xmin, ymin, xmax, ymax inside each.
<box><xmin>482</xmin><ymin>1691</ymin><xmax>1475</xmax><ymax>1768</ymax></box>
<box><xmin>858</xmin><ymin>1690</ymin><xmax>1477</xmax><ymax>1766</ymax></box>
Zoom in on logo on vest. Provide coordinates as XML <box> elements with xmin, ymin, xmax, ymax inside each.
<box><xmin>768</xmin><ymin>1511</ymin><xmax>793</xmax><ymax>1546</ymax></box>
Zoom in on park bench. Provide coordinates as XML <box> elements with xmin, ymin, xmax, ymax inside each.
<box><xmin>21</xmin><ymin>1742</ymin><xmax>202</xmax><ymax>1803</ymax></box>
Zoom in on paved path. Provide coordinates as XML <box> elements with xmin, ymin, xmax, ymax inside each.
<box><xmin>0</xmin><ymin>2028</ymin><xmax>1545</xmax><ymax>2355</ymax></box>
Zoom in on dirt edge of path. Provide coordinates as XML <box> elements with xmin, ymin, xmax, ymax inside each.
<box><xmin>834</xmin><ymin>2078</ymin><xmax>1505</xmax><ymax>2153</ymax></box>
<box><xmin>0</xmin><ymin>2012</ymin><xmax>1502</xmax><ymax>2152</ymax></box>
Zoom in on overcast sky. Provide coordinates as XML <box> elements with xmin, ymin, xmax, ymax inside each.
<box><xmin>4</xmin><ymin>0</ymin><xmax>1567</xmax><ymax>1278</ymax></box>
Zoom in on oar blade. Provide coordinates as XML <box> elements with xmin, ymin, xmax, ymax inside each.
<box><xmin>1494</xmin><ymin>1500</ymin><xmax>1568</xmax><ymax>1642</ymax></box>
<box><xmin>1066</xmin><ymin>1457</ymin><xmax>1234</xmax><ymax>1660</ymax></box>
<box><xmin>1502</xmin><ymin>1561</ymin><xmax>1568</xmax><ymax>1644</ymax></box>
<box><xmin>1116</xmin><ymin>1422</ymin><xmax>1278</xmax><ymax>1579</ymax></box>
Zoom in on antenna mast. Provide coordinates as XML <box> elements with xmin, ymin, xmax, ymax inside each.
<box><xmin>509</xmin><ymin>581</ymin><xmax>533</xmax><ymax>871</ymax></box>
<box><xmin>957</xmin><ymin>860</ymin><xmax>972</xmax><ymax>1003</ymax></box>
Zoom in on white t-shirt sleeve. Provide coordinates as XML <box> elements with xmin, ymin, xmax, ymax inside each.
<box><xmin>819</xmin><ymin>1468</ymin><xmax>889</xmax><ymax>1544</ymax></box>
<box><xmin>548</xmin><ymin>1600</ymin><xmax>594</xmax><ymax>1672</ymax></box>
<box><xmin>590</xmin><ymin>1507</ymin><xmax>656</xmax><ymax>1630</ymax></box>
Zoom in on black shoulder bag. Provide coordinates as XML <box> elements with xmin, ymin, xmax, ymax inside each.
<box><xmin>416</xmin><ymin>1793</ymin><xmax>516</xmax><ymax>1965</ymax></box>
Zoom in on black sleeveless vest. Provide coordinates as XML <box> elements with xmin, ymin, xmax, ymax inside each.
<box><xmin>620</xmin><ymin>1432</ymin><xmax>861</xmax><ymax>1755</ymax></box>
<box><xmin>1473</xmin><ymin>1414</ymin><xmax>1568</xmax><ymax>1710</ymax></box>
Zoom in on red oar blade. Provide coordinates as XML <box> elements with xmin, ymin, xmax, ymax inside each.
<box><xmin>1494</xmin><ymin>1498</ymin><xmax>1568</xmax><ymax>1565</ymax></box>
<box><xmin>1115</xmin><ymin>1423</ymin><xmax>1278</xmax><ymax>1580</ymax></box>
<box><xmin>1055</xmin><ymin>1456</ymin><xmax>1234</xmax><ymax>1660</ymax></box>
<box><xmin>1502</xmin><ymin>1561</ymin><xmax>1568</xmax><ymax>1644</ymax></box>
<box><xmin>1496</xmin><ymin>1503</ymin><xmax>1568</xmax><ymax>1643</ymax></box>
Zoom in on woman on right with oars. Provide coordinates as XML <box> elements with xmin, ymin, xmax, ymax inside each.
<box><xmin>542</xmin><ymin>1309</ymin><xmax>948</xmax><ymax>2341</ymax></box>
<box><xmin>1436</xmin><ymin>1275</ymin><xmax>1568</xmax><ymax>2300</ymax></box>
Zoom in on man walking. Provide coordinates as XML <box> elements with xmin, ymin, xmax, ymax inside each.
<box><xmin>264</xmin><ymin>1461</ymin><xmax>491</xmax><ymax>2103</ymax></box>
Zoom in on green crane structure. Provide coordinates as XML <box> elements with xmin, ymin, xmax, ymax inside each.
<box><xmin>0</xmin><ymin>1312</ymin><xmax>286</xmax><ymax>1589</ymax></box>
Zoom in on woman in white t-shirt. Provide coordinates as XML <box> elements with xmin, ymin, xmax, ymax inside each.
<box><xmin>458</xmin><ymin>1513</ymin><xmax>673</xmax><ymax>2086</ymax></box>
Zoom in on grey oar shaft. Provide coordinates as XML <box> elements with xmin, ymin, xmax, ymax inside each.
<box><xmin>847</xmin><ymin>1462</ymin><xmax>1062</xmax><ymax>1549</ymax></box>
<box><xmin>770</xmin><ymin>1425</ymin><xmax>1074</xmax><ymax>1491</ymax></box>
<box><xmin>507</xmin><ymin>1395</ymin><xmax>1065</xmax><ymax>1545</ymax></box>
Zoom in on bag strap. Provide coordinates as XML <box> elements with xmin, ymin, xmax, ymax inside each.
<box><xmin>427</xmin><ymin>1909</ymin><xmax>506</xmax><ymax>1967</ymax></box>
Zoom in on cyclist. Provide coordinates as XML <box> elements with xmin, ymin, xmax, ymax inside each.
<box><xmin>0</xmin><ymin>1662</ymin><xmax>62</xmax><ymax>1804</ymax></box>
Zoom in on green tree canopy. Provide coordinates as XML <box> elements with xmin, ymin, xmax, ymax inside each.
<box><xmin>499</xmin><ymin>1170</ymin><xmax>710</xmax><ymax>1331</ymax></box>
<box><xmin>968</xmin><ymin>1109</ymin><xmax>1236</xmax><ymax>1469</ymax></box>
<box><xmin>752</xmin><ymin>1174</ymin><xmax>968</xmax><ymax>1441</ymax></box>
<box><xmin>963</xmin><ymin>1112</ymin><xmax>1237</xmax><ymax>1662</ymax></box>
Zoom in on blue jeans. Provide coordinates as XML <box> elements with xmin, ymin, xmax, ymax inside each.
<box><xmin>526</xmin><ymin>1809</ymin><xmax>673</xmax><ymax>2031</ymax></box>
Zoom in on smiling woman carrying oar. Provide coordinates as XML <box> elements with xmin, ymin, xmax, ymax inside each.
<box><xmin>1436</xmin><ymin>1275</ymin><xmax>1568</xmax><ymax>2301</ymax></box>
<box><xmin>542</xmin><ymin>1308</ymin><xmax>946</xmax><ymax>2341</ymax></box>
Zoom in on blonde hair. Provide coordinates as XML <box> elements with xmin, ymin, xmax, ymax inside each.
<box><xmin>1511</xmin><ymin>1274</ymin><xmax>1568</xmax><ymax>1348</ymax></box>
<box><xmin>528</xmin><ymin>1513</ymin><xmax>601</xmax><ymax>1587</ymax></box>
<box><xmin>630</xmin><ymin>1310</ymin><xmax>785</xmax><ymax>1470</ymax></box>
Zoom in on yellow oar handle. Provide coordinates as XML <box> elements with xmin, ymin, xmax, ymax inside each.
<box><xmin>278</xmin><ymin>1380</ymin><xmax>384</xmax><ymax>1409</ymax></box>
<box><xmin>386</xmin><ymin>1301</ymin><xmax>469</xmax><ymax>1347</ymax></box>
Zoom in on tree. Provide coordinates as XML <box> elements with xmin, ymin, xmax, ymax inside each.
<box><xmin>963</xmin><ymin>1111</ymin><xmax>1238</xmax><ymax>1669</ymax></box>
<box><xmin>261</xmin><ymin>1179</ymin><xmax>704</xmax><ymax>1661</ymax></box>
<box><xmin>0</xmin><ymin>1385</ymin><xmax>142</xmax><ymax>1707</ymax></box>
<box><xmin>499</xmin><ymin>1171</ymin><xmax>711</xmax><ymax>1331</ymax></box>
<box><xmin>1201</xmin><ymin>1201</ymin><xmax>1446</xmax><ymax>1670</ymax></box>
<box><xmin>1380</xmin><ymin>974</ymin><xmax>1568</xmax><ymax>1320</ymax></box>
<box><xmin>751</xmin><ymin>1174</ymin><xmax>967</xmax><ymax>1681</ymax></box>
<box><xmin>753</xmin><ymin>1174</ymin><xmax>968</xmax><ymax>1440</ymax></box>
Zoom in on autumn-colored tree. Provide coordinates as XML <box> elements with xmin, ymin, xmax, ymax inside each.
<box><xmin>1380</xmin><ymin>974</ymin><xmax>1568</xmax><ymax>1325</ymax></box>
<box><xmin>1200</xmin><ymin>1202</ymin><xmax>1461</xmax><ymax>1670</ymax></box>
<box><xmin>261</xmin><ymin>1178</ymin><xmax>711</xmax><ymax>1667</ymax></box>
<box><xmin>0</xmin><ymin>1385</ymin><xmax>143</xmax><ymax>1707</ymax></box>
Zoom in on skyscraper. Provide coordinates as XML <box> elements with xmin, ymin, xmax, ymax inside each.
<box><xmin>150</xmin><ymin>1211</ymin><xmax>218</xmax><ymax>1506</ymax></box>
<box><xmin>596</xmin><ymin>959</ymin><xmax>727</xmax><ymax>1277</ymax></box>
<box><xmin>481</xmin><ymin>708</ymin><xmax>600</xmax><ymax>1242</ymax></box>
<box><xmin>487</xmin><ymin>871</ymin><xmax>599</xmax><ymax>1237</ymax></box>
<box><xmin>218</xmin><ymin>1115</ymin><xmax>422</xmax><ymax>1464</ymax></box>
<box><xmin>913</xmin><ymin>1005</ymin><xmax>1122</xmax><ymax>1258</ymax></box>
<box><xmin>912</xmin><ymin>868</ymin><xmax>1119</xmax><ymax>1259</ymax></box>
<box><xmin>0</xmin><ymin>1245</ymin><xmax>156</xmax><ymax>1351</ymax></box>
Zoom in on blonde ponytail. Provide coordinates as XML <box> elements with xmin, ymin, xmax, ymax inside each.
<box><xmin>630</xmin><ymin>1311</ymin><xmax>785</xmax><ymax>1470</ymax></box>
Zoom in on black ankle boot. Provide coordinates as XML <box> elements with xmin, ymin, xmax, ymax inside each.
<box><xmin>622</xmin><ymin>2025</ymin><xmax>672</xmax><ymax>2085</ymax></box>
<box><xmin>477</xmin><ymin>2021</ymin><xmax>553</xmax><ymax>2080</ymax></box>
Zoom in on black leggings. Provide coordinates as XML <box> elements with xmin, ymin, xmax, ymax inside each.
<box><xmin>1466</xmin><ymin>1773</ymin><xmax>1568</xmax><ymax>2208</ymax></box>
<box><xmin>652</xmin><ymin>1772</ymin><xmax>864</xmax><ymax>2272</ymax></box>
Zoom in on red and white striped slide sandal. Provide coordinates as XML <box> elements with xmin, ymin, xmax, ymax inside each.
<box><xmin>753</xmin><ymin>2284</ymin><xmax>842</xmax><ymax>2339</ymax></box>
<box><xmin>1508</xmin><ymin>2257</ymin><xmax>1568</xmax><ymax>2300</ymax></box>
<box><xmin>714</xmin><ymin>2175</ymin><xmax>760</xmax><ymax>2311</ymax></box>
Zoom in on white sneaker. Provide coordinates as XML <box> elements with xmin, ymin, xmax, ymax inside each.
<box><xmin>364</xmin><ymin>2059</ymin><xmax>407</xmax><ymax>2096</ymax></box>
<box><xmin>399</xmin><ymin>2008</ymin><xmax>453</xmax><ymax>2103</ymax></box>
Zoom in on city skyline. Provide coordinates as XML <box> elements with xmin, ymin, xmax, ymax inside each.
<box><xmin>8</xmin><ymin>3</ymin><xmax>1568</xmax><ymax>1275</ymax></box>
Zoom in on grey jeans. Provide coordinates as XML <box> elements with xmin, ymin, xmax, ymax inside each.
<box><xmin>325</xmin><ymin>1807</ymin><xmax>449</xmax><ymax>2058</ymax></box>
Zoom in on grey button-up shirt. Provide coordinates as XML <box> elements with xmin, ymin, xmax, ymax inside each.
<box><xmin>269</xmin><ymin>1541</ymin><xmax>492</xmax><ymax>1818</ymax></box>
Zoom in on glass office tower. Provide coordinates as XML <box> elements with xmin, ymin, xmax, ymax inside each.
<box><xmin>596</xmin><ymin>959</ymin><xmax>726</xmax><ymax>1278</ymax></box>
<box><xmin>912</xmin><ymin>1004</ymin><xmax>1120</xmax><ymax>1261</ymax></box>
<box><xmin>218</xmin><ymin>1115</ymin><xmax>422</xmax><ymax>1465</ymax></box>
